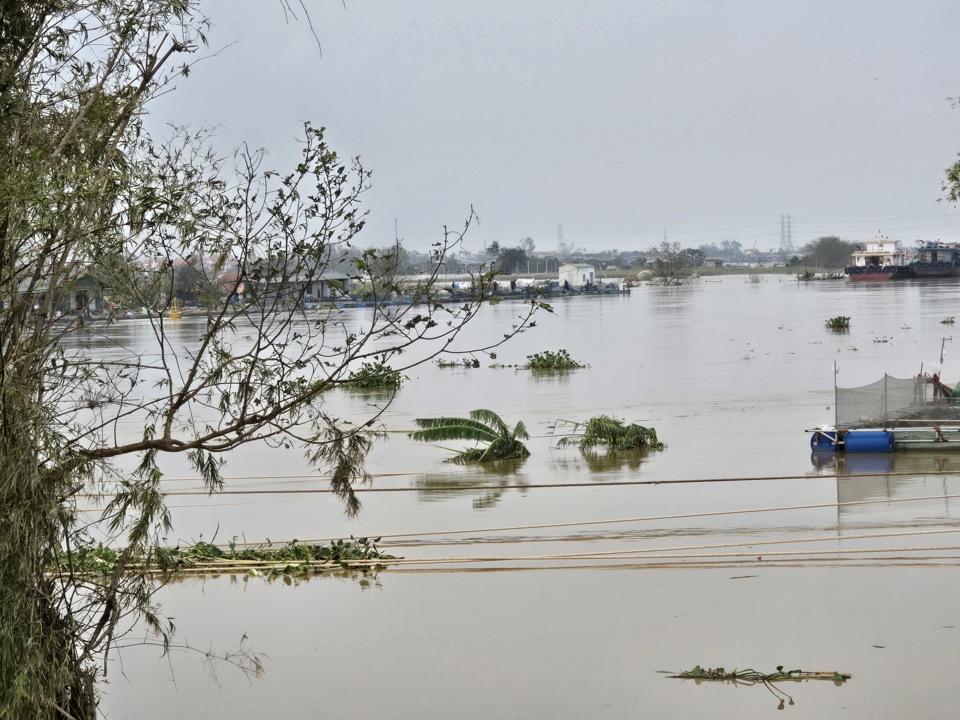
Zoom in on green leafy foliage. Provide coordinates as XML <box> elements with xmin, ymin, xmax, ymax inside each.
<box><xmin>343</xmin><ymin>360</ymin><xmax>402</xmax><ymax>388</ymax></box>
<box><xmin>647</xmin><ymin>240</ymin><xmax>698</xmax><ymax>285</ymax></box>
<box><xmin>55</xmin><ymin>544</ymin><xmax>120</xmax><ymax>578</ymax></box>
<box><xmin>57</xmin><ymin>538</ymin><xmax>395</xmax><ymax>578</ymax></box>
<box><xmin>524</xmin><ymin>349</ymin><xmax>584</xmax><ymax>370</ymax></box>
<box><xmin>825</xmin><ymin>316</ymin><xmax>851</xmax><ymax>330</ymax></box>
<box><xmin>577</xmin><ymin>416</ymin><xmax>664</xmax><ymax>451</ymax></box>
<box><xmin>409</xmin><ymin>409</ymin><xmax>530</xmax><ymax>463</ymax></box>
<box><xmin>0</xmin><ymin>3</ymin><xmax>543</xmax><ymax>716</ymax></box>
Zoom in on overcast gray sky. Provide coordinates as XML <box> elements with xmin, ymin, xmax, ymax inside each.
<box><xmin>152</xmin><ymin>0</ymin><xmax>960</xmax><ymax>254</ymax></box>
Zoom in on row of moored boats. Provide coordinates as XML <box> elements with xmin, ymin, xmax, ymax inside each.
<box><xmin>846</xmin><ymin>239</ymin><xmax>960</xmax><ymax>281</ymax></box>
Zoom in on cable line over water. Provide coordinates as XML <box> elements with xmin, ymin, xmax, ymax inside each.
<box><xmin>80</xmin><ymin>468</ymin><xmax>960</xmax><ymax>497</ymax></box>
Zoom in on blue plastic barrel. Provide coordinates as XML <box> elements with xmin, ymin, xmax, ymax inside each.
<box><xmin>810</xmin><ymin>431</ymin><xmax>840</xmax><ymax>450</ymax></box>
<box><xmin>844</xmin><ymin>430</ymin><xmax>894</xmax><ymax>453</ymax></box>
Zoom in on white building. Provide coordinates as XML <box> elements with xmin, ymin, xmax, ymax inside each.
<box><xmin>559</xmin><ymin>263</ymin><xmax>595</xmax><ymax>289</ymax></box>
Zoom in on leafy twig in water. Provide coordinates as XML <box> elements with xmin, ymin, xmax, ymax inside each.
<box><xmin>662</xmin><ymin>665</ymin><xmax>851</xmax><ymax>710</ymax></box>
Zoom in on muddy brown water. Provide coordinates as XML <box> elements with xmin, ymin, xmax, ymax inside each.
<box><xmin>89</xmin><ymin>277</ymin><xmax>960</xmax><ymax>718</ymax></box>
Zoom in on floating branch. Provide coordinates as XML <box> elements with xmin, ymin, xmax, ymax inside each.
<box><xmin>662</xmin><ymin>665</ymin><xmax>851</xmax><ymax>710</ymax></box>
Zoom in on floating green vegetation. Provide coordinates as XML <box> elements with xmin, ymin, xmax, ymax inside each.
<box><xmin>56</xmin><ymin>537</ymin><xmax>395</xmax><ymax>579</ymax></box>
<box><xmin>942</xmin><ymin>316</ymin><xmax>955</xmax><ymax>325</ymax></box>
<box><xmin>558</xmin><ymin>415</ymin><xmax>664</xmax><ymax>451</ymax></box>
<box><xmin>825</xmin><ymin>315</ymin><xmax>851</xmax><ymax>331</ymax></box>
<box><xmin>343</xmin><ymin>359</ymin><xmax>402</xmax><ymax>388</ymax></box>
<box><xmin>436</xmin><ymin>356</ymin><xmax>481</xmax><ymax>369</ymax></box>
<box><xmin>63</xmin><ymin>543</ymin><xmax>119</xmax><ymax>577</ymax></box>
<box><xmin>664</xmin><ymin>665</ymin><xmax>851</xmax><ymax>710</ymax></box>
<box><xmin>409</xmin><ymin>408</ymin><xmax>530</xmax><ymax>464</ymax></box>
<box><xmin>524</xmin><ymin>349</ymin><xmax>585</xmax><ymax>370</ymax></box>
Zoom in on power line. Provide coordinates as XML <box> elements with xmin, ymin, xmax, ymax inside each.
<box><xmin>793</xmin><ymin>212</ymin><xmax>960</xmax><ymax>225</ymax></box>
<box><xmin>80</xmin><ymin>468</ymin><xmax>960</xmax><ymax>498</ymax></box>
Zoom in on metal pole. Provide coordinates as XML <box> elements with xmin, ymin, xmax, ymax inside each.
<box><xmin>834</xmin><ymin>361</ymin><xmax>839</xmax><ymax>428</ymax></box>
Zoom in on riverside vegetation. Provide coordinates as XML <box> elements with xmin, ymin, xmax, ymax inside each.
<box><xmin>59</xmin><ymin>538</ymin><xmax>395</xmax><ymax>579</ymax></box>
<box><xmin>0</xmin><ymin>4</ymin><xmax>547</xmax><ymax>717</ymax></box>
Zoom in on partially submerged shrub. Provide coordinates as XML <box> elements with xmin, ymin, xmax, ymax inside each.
<box><xmin>825</xmin><ymin>316</ymin><xmax>850</xmax><ymax>331</ymax></box>
<box><xmin>436</xmin><ymin>357</ymin><xmax>481</xmax><ymax>369</ymax></box>
<box><xmin>409</xmin><ymin>409</ymin><xmax>530</xmax><ymax>464</ymax></box>
<box><xmin>343</xmin><ymin>360</ymin><xmax>401</xmax><ymax>388</ymax></box>
<box><xmin>525</xmin><ymin>349</ymin><xmax>584</xmax><ymax>370</ymax></box>
<box><xmin>576</xmin><ymin>415</ymin><xmax>664</xmax><ymax>451</ymax></box>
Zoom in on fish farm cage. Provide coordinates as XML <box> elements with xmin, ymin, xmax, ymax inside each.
<box><xmin>810</xmin><ymin>373</ymin><xmax>960</xmax><ymax>452</ymax></box>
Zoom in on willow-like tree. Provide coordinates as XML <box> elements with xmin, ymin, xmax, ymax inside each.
<box><xmin>409</xmin><ymin>409</ymin><xmax>531</xmax><ymax>463</ymax></box>
<box><xmin>647</xmin><ymin>240</ymin><xmax>697</xmax><ymax>286</ymax></box>
<box><xmin>801</xmin><ymin>236</ymin><xmax>857</xmax><ymax>269</ymax></box>
<box><xmin>0</xmin><ymin>3</ymin><xmax>543</xmax><ymax>718</ymax></box>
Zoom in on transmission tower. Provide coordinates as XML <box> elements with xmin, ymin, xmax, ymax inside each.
<box><xmin>780</xmin><ymin>214</ymin><xmax>794</xmax><ymax>254</ymax></box>
<box><xmin>556</xmin><ymin>224</ymin><xmax>565</xmax><ymax>255</ymax></box>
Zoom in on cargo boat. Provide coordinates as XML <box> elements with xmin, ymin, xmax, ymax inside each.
<box><xmin>911</xmin><ymin>240</ymin><xmax>960</xmax><ymax>278</ymax></box>
<box><xmin>843</xmin><ymin>238</ymin><xmax>914</xmax><ymax>281</ymax></box>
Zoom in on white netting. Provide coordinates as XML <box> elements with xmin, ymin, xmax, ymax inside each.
<box><xmin>835</xmin><ymin>374</ymin><xmax>960</xmax><ymax>427</ymax></box>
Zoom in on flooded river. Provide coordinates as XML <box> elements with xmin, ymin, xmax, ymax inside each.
<box><xmin>96</xmin><ymin>276</ymin><xmax>960</xmax><ymax>719</ymax></box>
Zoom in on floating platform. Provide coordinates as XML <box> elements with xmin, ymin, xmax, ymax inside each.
<box><xmin>809</xmin><ymin>366</ymin><xmax>960</xmax><ymax>453</ymax></box>
<box><xmin>809</xmin><ymin>426</ymin><xmax>960</xmax><ymax>453</ymax></box>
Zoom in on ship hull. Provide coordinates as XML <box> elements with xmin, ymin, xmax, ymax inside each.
<box><xmin>844</xmin><ymin>266</ymin><xmax>913</xmax><ymax>281</ymax></box>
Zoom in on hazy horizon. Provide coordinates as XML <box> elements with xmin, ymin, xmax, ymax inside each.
<box><xmin>152</xmin><ymin>1</ymin><xmax>960</xmax><ymax>254</ymax></box>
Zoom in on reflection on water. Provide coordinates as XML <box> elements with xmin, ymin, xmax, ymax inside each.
<box><xmin>527</xmin><ymin>368</ymin><xmax>576</xmax><ymax>382</ymax></box>
<box><xmin>165</xmin><ymin>566</ymin><xmax>387</xmax><ymax>592</ymax></box>
<box><xmin>811</xmin><ymin>450</ymin><xmax>960</xmax><ymax>477</ymax></box>
<box><xmin>810</xmin><ymin>450</ymin><xmax>960</xmax><ymax>529</ymax></box>
<box><xmin>413</xmin><ymin>458</ymin><xmax>528</xmax><ymax>509</ymax></box>
<box><xmin>549</xmin><ymin>447</ymin><xmax>650</xmax><ymax>473</ymax></box>
<box><xmin>100</xmin><ymin>278</ymin><xmax>960</xmax><ymax>720</ymax></box>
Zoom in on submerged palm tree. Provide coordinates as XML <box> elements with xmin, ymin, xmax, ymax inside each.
<box><xmin>409</xmin><ymin>409</ymin><xmax>531</xmax><ymax>464</ymax></box>
<box><xmin>577</xmin><ymin>415</ymin><xmax>664</xmax><ymax>451</ymax></box>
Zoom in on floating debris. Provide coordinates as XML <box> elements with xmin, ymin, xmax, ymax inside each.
<box><xmin>661</xmin><ymin>665</ymin><xmax>851</xmax><ymax>709</ymax></box>
<box><xmin>825</xmin><ymin>315</ymin><xmax>850</xmax><ymax>331</ymax></box>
